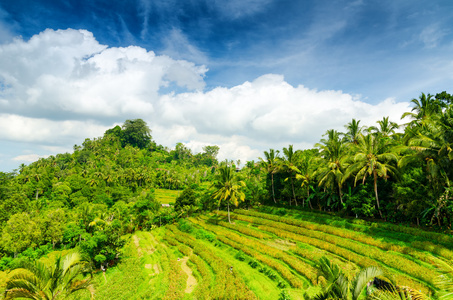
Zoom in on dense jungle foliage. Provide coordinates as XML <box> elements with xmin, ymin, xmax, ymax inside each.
<box><xmin>1</xmin><ymin>91</ymin><xmax>453</xmax><ymax>299</ymax></box>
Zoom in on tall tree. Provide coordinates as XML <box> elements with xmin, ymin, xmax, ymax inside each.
<box><xmin>343</xmin><ymin>133</ymin><xmax>399</xmax><ymax>218</ymax></box>
<box><xmin>4</xmin><ymin>251</ymin><xmax>94</xmax><ymax>300</ymax></box>
<box><xmin>315</xmin><ymin>130</ymin><xmax>348</xmax><ymax>208</ymax></box>
<box><xmin>121</xmin><ymin>119</ymin><xmax>152</xmax><ymax>149</ymax></box>
<box><xmin>402</xmin><ymin>93</ymin><xmax>442</xmax><ymax>127</ymax></box>
<box><xmin>295</xmin><ymin>149</ymin><xmax>318</xmax><ymax>209</ymax></box>
<box><xmin>211</xmin><ymin>163</ymin><xmax>246</xmax><ymax>223</ymax></box>
<box><xmin>369</xmin><ymin>116</ymin><xmax>399</xmax><ymax>137</ymax></box>
<box><xmin>404</xmin><ymin>106</ymin><xmax>453</xmax><ymax>226</ymax></box>
<box><xmin>344</xmin><ymin>118</ymin><xmax>364</xmax><ymax>144</ymax></box>
<box><xmin>282</xmin><ymin>145</ymin><xmax>300</xmax><ymax>206</ymax></box>
<box><xmin>259</xmin><ymin>149</ymin><xmax>280</xmax><ymax>203</ymax></box>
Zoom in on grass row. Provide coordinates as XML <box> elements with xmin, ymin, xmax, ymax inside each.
<box><xmin>166</xmin><ymin>225</ymin><xmax>257</xmax><ymax>299</ymax></box>
<box><xmin>238</xmin><ymin>209</ymin><xmax>452</xmax><ymax>263</ymax></box>
<box><xmin>191</xmin><ymin>217</ymin><xmax>317</xmax><ymax>287</ymax></box>
<box><xmin>234</xmin><ymin>210</ymin><xmax>439</xmax><ymax>285</ymax></box>
<box><xmin>267</xmin><ymin>206</ymin><xmax>453</xmax><ymax>251</ymax></box>
<box><xmin>222</xmin><ymin>211</ymin><xmax>433</xmax><ymax>294</ymax></box>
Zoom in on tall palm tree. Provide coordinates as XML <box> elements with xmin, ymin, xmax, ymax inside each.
<box><xmin>369</xmin><ymin>117</ymin><xmax>400</xmax><ymax>138</ymax></box>
<box><xmin>4</xmin><ymin>251</ymin><xmax>94</xmax><ymax>300</ymax></box>
<box><xmin>307</xmin><ymin>257</ymin><xmax>383</xmax><ymax>300</ymax></box>
<box><xmin>315</xmin><ymin>130</ymin><xmax>348</xmax><ymax>208</ymax></box>
<box><xmin>282</xmin><ymin>145</ymin><xmax>300</xmax><ymax>206</ymax></box>
<box><xmin>211</xmin><ymin>163</ymin><xmax>246</xmax><ymax>223</ymax></box>
<box><xmin>402</xmin><ymin>93</ymin><xmax>442</xmax><ymax>127</ymax></box>
<box><xmin>295</xmin><ymin>150</ymin><xmax>318</xmax><ymax>209</ymax></box>
<box><xmin>344</xmin><ymin>119</ymin><xmax>364</xmax><ymax>144</ymax></box>
<box><xmin>405</xmin><ymin>106</ymin><xmax>453</xmax><ymax>226</ymax></box>
<box><xmin>343</xmin><ymin>133</ymin><xmax>399</xmax><ymax>218</ymax></box>
<box><xmin>259</xmin><ymin>149</ymin><xmax>280</xmax><ymax>203</ymax></box>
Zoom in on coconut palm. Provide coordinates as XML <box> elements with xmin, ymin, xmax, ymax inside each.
<box><xmin>259</xmin><ymin>149</ymin><xmax>280</xmax><ymax>203</ymax></box>
<box><xmin>211</xmin><ymin>163</ymin><xmax>246</xmax><ymax>223</ymax></box>
<box><xmin>307</xmin><ymin>256</ymin><xmax>383</xmax><ymax>300</ymax></box>
<box><xmin>403</xmin><ymin>106</ymin><xmax>453</xmax><ymax>225</ymax></box>
<box><xmin>402</xmin><ymin>93</ymin><xmax>442</xmax><ymax>127</ymax></box>
<box><xmin>295</xmin><ymin>150</ymin><xmax>318</xmax><ymax>209</ymax></box>
<box><xmin>281</xmin><ymin>145</ymin><xmax>300</xmax><ymax>206</ymax></box>
<box><xmin>344</xmin><ymin>119</ymin><xmax>364</xmax><ymax>144</ymax></box>
<box><xmin>343</xmin><ymin>133</ymin><xmax>399</xmax><ymax>218</ymax></box>
<box><xmin>4</xmin><ymin>251</ymin><xmax>94</xmax><ymax>300</ymax></box>
<box><xmin>435</xmin><ymin>257</ymin><xmax>453</xmax><ymax>299</ymax></box>
<box><xmin>369</xmin><ymin>117</ymin><xmax>400</xmax><ymax>138</ymax></box>
<box><xmin>315</xmin><ymin>130</ymin><xmax>348</xmax><ymax>208</ymax></box>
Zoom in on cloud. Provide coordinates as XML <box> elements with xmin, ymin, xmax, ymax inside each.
<box><xmin>149</xmin><ymin>74</ymin><xmax>411</xmax><ymax>165</ymax></box>
<box><xmin>0</xmin><ymin>114</ymin><xmax>109</xmax><ymax>145</ymax></box>
<box><xmin>419</xmin><ymin>24</ymin><xmax>447</xmax><ymax>48</ymax></box>
<box><xmin>13</xmin><ymin>154</ymin><xmax>49</xmax><ymax>162</ymax></box>
<box><xmin>155</xmin><ymin>74</ymin><xmax>411</xmax><ymax>145</ymax></box>
<box><xmin>212</xmin><ymin>0</ymin><xmax>273</xmax><ymax>19</ymax></box>
<box><xmin>0</xmin><ymin>29</ymin><xmax>207</xmax><ymax>120</ymax></box>
<box><xmin>161</xmin><ymin>28</ymin><xmax>209</xmax><ymax>65</ymax></box>
<box><xmin>0</xmin><ymin>29</ymin><xmax>412</xmax><ymax>171</ymax></box>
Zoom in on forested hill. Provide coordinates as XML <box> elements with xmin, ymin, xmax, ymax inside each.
<box><xmin>1</xmin><ymin>91</ymin><xmax>453</xmax><ymax>273</ymax></box>
<box><xmin>0</xmin><ymin>119</ymin><xmax>221</xmax><ymax>268</ymax></box>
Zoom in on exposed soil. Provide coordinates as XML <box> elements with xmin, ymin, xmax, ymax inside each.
<box><xmin>133</xmin><ymin>235</ymin><xmax>142</xmax><ymax>257</ymax></box>
<box><xmin>180</xmin><ymin>256</ymin><xmax>197</xmax><ymax>293</ymax></box>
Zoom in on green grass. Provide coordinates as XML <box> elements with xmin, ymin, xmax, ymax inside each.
<box><xmin>154</xmin><ymin>188</ymin><xmax>180</xmax><ymax>204</ymax></box>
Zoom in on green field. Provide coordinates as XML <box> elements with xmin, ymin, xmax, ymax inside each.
<box><xmin>47</xmin><ymin>207</ymin><xmax>453</xmax><ymax>300</ymax></box>
<box><xmin>154</xmin><ymin>188</ymin><xmax>181</xmax><ymax>204</ymax></box>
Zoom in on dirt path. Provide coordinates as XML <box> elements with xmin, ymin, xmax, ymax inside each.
<box><xmin>180</xmin><ymin>256</ymin><xmax>197</xmax><ymax>293</ymax></box>
<box><xmin>132</xmin><ymin>235</ymin><xmax>142</xmax><ymax>257</ymax></box>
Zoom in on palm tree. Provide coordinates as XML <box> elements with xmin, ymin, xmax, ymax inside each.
<box><xmin>344</xmin><ymin>119</ymin><xmax>364</xmax><ymax>144</ymax></box>
<box><xmin>259</xmin><ymin>149</ymin><xmax>280</xmax><ymax>203</ymax></box>
<box><xmin>295</xmin><ymin>150</ymin><xmax>318</xmax><ymax>209</ymax></box>
<box><xmin>307</xmin><ymin>257</ymin><xmax>383</xmax><ymax>300</ymax></box>
<box><xmin>4</xmin><ymin>251</ymin><xmax>94</xmax><ymax>300</ymax></box>
<box><xmin>211</xmin><ymin>163</ymin><xmax>246</xmax><ymax>223</ymax></box>
<box><xmin>282</xmin><ymin>145</ymin><xmax>300</xmax><ymax>206</ymax></box>
<box><xmin>343</xmin><ymin>133</ymin><xmax>399</xmax><ymax>218</ymax></box>
<box><xmin>315</xmin><ymin>130</ymin><xmax>348</xmax><ymax>208</ymax></box>
<box><xmin>402</xmin><ymin>93</ymin><xmax>442</xmax><ymax>127</ymax></box>
<box><xmin>402</xmin><ymin>106</ymin><xmax>453</xmax><ymax>226</ymax></box>
<box><xmin>369</xmin><ymin>117</ymin><xmax>400</xmax><ymax>138</ymax></box>
<box><xmin>434</xmin><ymin>258</ymin><xmax>453</xmax><ymax>299</ymax></box>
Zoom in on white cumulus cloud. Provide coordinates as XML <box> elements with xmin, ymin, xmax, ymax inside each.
<box><xmin>0</xmin><ymin>28</ymin><xmax>207</xmax><ymax>119</ymax></box>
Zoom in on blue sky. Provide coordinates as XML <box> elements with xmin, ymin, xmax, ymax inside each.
<box><xmin>0</xmin><ymin>0</ymin><xmax>453</xmax><ymax>171</ymax></box>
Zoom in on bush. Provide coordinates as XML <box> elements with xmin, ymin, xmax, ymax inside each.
<box><xmin>194</xmin><ymin>229</ymin><xmax>216</xmax><ymax>242</ymax></box>
<box><xmin>177</xmin><ymin>219</ymin><xmax>194</xmax><ymax>233</ymax></box>
<box><xmin>235</xmin><ymin>251</ymin><xmax>246</xmax><ymax>261</ymax></box>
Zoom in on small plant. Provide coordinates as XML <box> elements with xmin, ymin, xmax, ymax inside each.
<box><xmin>248</xmin><ymin>259</ymin><xmax>259</xmax><ymax>268</ymax></box>
<box><xmin>277</xmin><ymin>280</ymin><xmax>287</xmax><ymax>288</ymax></box>
<box><xmin>235</xmin><ymin>250</ymin><xmax>246</xmax><ymax>261</ymax></box>
<box><xmin>276</xmin><ymin>208</ymin><xmax>287</xmax><ymax>216</ymax></box>
<box><xmin>278</xmin><ymin>289</ymin><xmax>291</xmax><ymax>300</ymax></box>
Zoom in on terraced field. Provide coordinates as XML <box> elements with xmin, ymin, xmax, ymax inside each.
<box><xmin>154</xmin><ymin>188</ymin><xmax>180</xmax><ymax>204</ymax></box>
<box><xmin>68</xmin><ymin>207</ymin><xmax>453</xmax><ymax>299</ymax></box>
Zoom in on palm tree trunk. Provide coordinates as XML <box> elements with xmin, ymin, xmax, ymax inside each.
<box><xmin>291</xmin><ymin>176</ymin><xmax>298</xmax><ymax>206</ymax></box>
<box><xmin>373</xmin><ymin>171</ymin><xmax>383</xmax><ymax>218</ymax></box>
<box><xmin>228</xmin><ymin>202</ymin><xmax>231</xmax><ymax>223</ymax></box>
<box><xmin>271</xmin><ymin>173</ymin><xmax>276</xmax><ymax>203</ymax></box>
<box><xmin>307</xmin><ymin>189</ymin><xmax>313</xmax><ymax>209</ymax></box>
